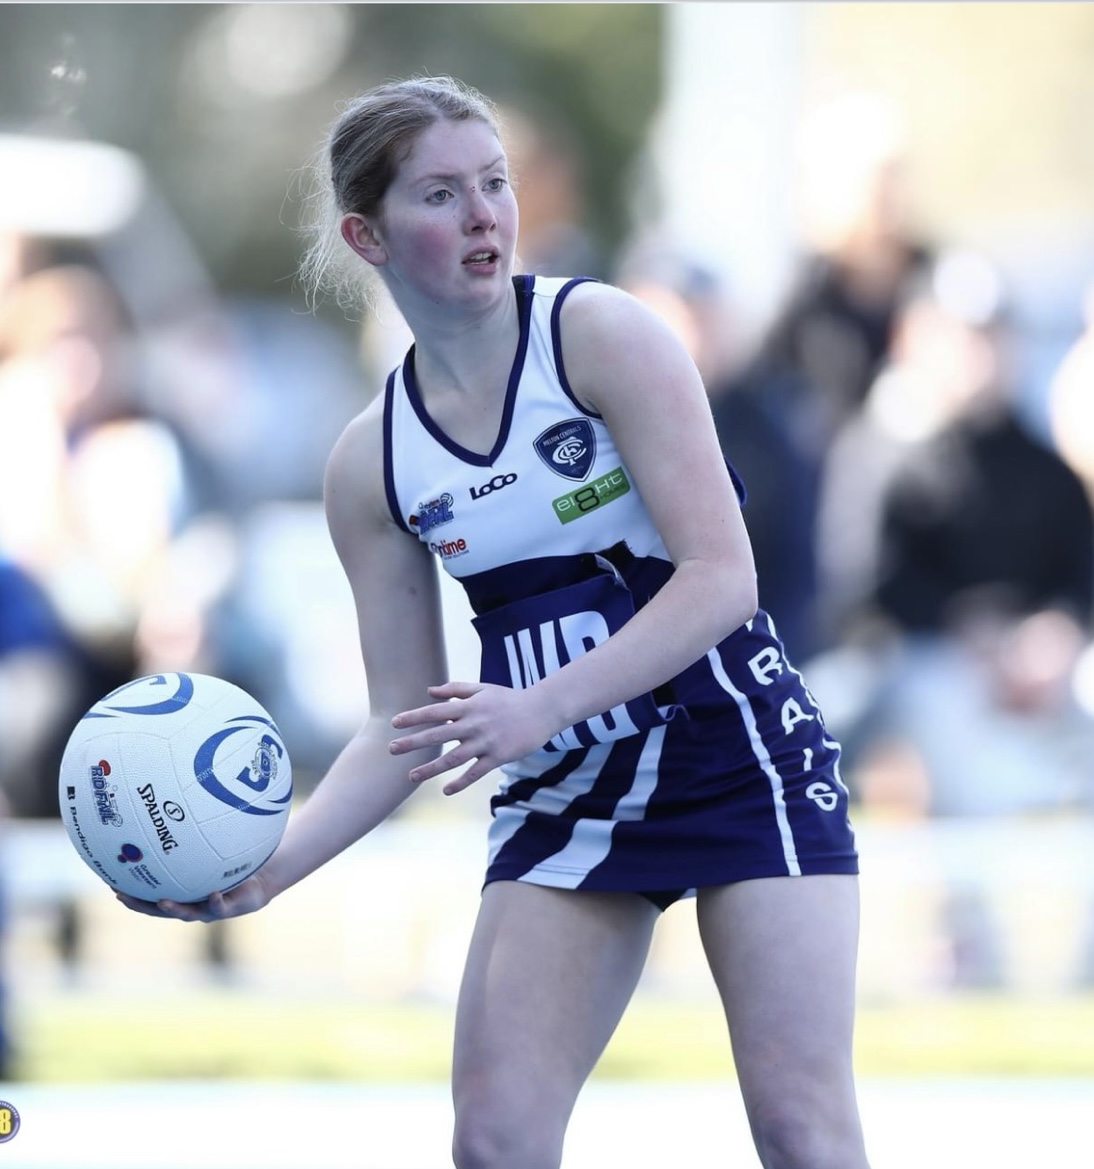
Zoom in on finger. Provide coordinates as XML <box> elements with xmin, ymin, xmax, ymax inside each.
<box><xmin>442</xmin><ymin>760</ymin><xmax>493</xmax><ymax>795</ymax></box>
<box><xmin>159</xmin><ymin>899</ymin><xmax>226</xmax><ymax>924</ymax></box>
<box><xmin>174</xmin><ymin>889</ymin><xmax>239</xmax><ymax>921</ymax></box>
<box><xmin>201</xmin><ymin>891</ymin><xmax>229</xmax><ymax>917</ymax></box>
<box><xmin>427</xmin><ymin>681</ymin><xmax>482</xmax><ymax>700</ymax></box>
<box><xmin>407</xmin><ymin>742</ymin><xmax>480</xmax><ymax>784</ymax></box>
<box><xmin>390</xmin><ymin>724</ymin><xmax>463</xmax><ymax>755</ymax></box>
<box><xmin>116</xmin><ymin>893</ymin><xmax>169</xmax><ymax>917</ymax></box>
<box><xmin>391</xmin><ymin>700</ymin><xmax>460</xmax><ymax>730</ymax></box>
<box><xmin>116</xmin><ymin>895</ymin><xmax>191</xmax><ymax>920</ymax></box>
<box><xmin>161</xmin><ymin>902</ymin><xmax>209</xmax><ymax>922</ymax></box>
<box><xmin>116</xmin><ymin>890</ymin><xmax>224</xmax><ymax>923</ymax></box>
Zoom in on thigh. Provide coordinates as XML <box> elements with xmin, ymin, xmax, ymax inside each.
<box><xmin>697</xmin><ymin>875</ymin><xmax>862</xmax><ymax>1111</ymax></box>
<box><xmin>453</xmin><ymin>881</ymin><xmax>659</xmax><ymax>1119</ymax></box>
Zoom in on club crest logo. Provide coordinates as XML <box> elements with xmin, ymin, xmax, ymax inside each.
<box><xmin>534</xmin><ymin>419</ymin><xmax>596</xmax><ymax>481</ymax></box>
<box><xmin>193</xmin><ymin>718</ymin><xmax>292</xmax><ymax>816</ymax></box>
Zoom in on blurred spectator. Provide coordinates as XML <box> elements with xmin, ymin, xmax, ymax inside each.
<box><xmin>504</xmin><ymin>106</ymin><xmax>605</xmax><ymax>279</ymax></box>
<box><xmin>757</xmin><ymin>91</ymin><xmax>934</xmax><ymax>464</ymax></box>
<box><xmin>140</xmin><ymin>298</ymin><xmax>364</xmax><ymax>519</ymax></box>
<box><xmin>808</xmin><ymin>250</ymin><xmax>1094</xmax><ymax>983</ymax></box>
<box><xmin>615</xmin><ymin>242</ymin><xmax>823</xmax><ymax>661</ymax></box>
<box><xmin>137</xmin><ymin>297</ymin><xmax>370</xmax><ymax>786</ymax></box>
<box><xmin>816</xmin><ymin>250</ymin><xmax>1094</xmax><ymax>812</ymax></box>
<box><xmin>0</xmin><ymin>551</ymin><xmax>83</xmax><ymax>819</ymax></box>
<box><xmin>0</xmin><ymin>261</ymin><xmax>192</xmax><ymax>813</ymax></box>
<box><xmin>813</xmin><ymin>250</ymin><xmax>1011</xmax><ymax>649</ymax></box>
<box><xmin>0</xmin><ymin>230</ymin><xmax>42</xmax><ymax>300</ymax></box>
<box><xmin>658</xmin><ymin>90</ymin><xmax>936</xmax><ymax>663</ymax></box>
<box><xmin>1047</xmin><ymin>278</ymin><xmax>1094</xmax><ymax>507</ymax></box>
<box><xmin>0</xmin><ymin>550</ymin><xmax>86</xmax><ymax>1075</ymax></box>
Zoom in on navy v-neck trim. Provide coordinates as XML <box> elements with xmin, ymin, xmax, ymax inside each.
<box><xmin>400</xmin><ymin>275</ymin><xmax>535</xmax><ymax>468</ymax></box>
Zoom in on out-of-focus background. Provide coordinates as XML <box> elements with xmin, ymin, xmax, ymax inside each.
<box><xmin>1</xmin><ymin>3</ymin><xmax>1093</xmax><ymax>1165</ymax></box>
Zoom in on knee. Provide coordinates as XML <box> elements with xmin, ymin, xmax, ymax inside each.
<box><xmin>451</xmin><ymin>1112</ymin><xmax>513</xmax><ymax>1169</ymax></box>
<box><xmin>750</xmin><ymin>1098</ymin><xmax>869</xmax><ymax>1169</ymax></box>
<box><xmin>450</xmin><ymin>1114</ymin><xmax>499</xmax><ymax>1169</ymax></box>
<box><xmin>451</xmin><ymin>1097</ymin><xmax>563</xmax><ymax>1169</ymax></box>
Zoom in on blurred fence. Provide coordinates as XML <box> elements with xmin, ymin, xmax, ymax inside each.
<box><xmin>5</xmin><ymin>809</ymin><xmax>1093</xmax><ymax>1004</ymax></box>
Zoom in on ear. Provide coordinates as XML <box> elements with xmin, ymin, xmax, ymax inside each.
<box><xmin>340</xmin><ymin>213</ymin><xmax>387</xmax><ymax>266</ymax></box>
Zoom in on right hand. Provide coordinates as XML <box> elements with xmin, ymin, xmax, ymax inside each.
<box><xmin>390</xmin><ymin>679</ymin><xmax>561</xmax><ymax>795</ymax></box>
<box><xmin>115</xmin><ymin>869</ymin><xmax>274</xmax><ymax>923</ymax></box>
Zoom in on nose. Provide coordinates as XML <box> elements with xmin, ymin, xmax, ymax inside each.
<box><xmin>465</xmin><ymin>186</ymin><xmax>496</xmax><ymax>231</ymax></box>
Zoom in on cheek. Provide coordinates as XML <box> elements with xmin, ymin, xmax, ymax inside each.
<box><xmin>501</xmin><ymin>195</ymin><xmax>519</xmax><ymax>238</ymax></box>
<box><xmin>399</xmin><ymin>219</ymin><xmax>456</xmax><ymax>269</ymax></box>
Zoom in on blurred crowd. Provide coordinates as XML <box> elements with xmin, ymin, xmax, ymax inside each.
<box><xmin>614</xmin><ymin>92</ymin><xmax>1094</xmax><ymax>990</ymax></box>
<box><xmin>0</xmin><ymin>236</ymin><xmax>368</xmax><ymax>821</ymax></box>
<box><xmin>0</xmin><ymin>87</ymin><xmax>1093</xmax><ymax>1063</ymax></box>
<box><xmin>0</xmin><ymin>151</ymin><xmax>369</xmax><ymax>1067</ymax></box>
<box><xmin>618</xmin><ymin>94</ymin><xmax>1094</xmax><ymax>828</ymax></box>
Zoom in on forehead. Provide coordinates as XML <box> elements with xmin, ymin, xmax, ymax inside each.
<box><xmin>398</xmin><ymin>118</ymin><xmax>506</xmax><ymax>183</ymax></box>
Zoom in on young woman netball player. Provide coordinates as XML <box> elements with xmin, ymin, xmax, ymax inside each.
<box><xmin>120</xmin><ymin>76</ymin><xmax>872</xmax><ymax>1169</ymax></box>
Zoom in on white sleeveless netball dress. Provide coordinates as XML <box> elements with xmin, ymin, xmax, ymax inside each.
<box><xmin>384</xmin><ymin>275</ymin><xmax>858</xmax><ymax>906</ymax></box>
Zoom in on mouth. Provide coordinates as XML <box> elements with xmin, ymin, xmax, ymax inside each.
<box><xmin>463</xmin><ymin>249</ymin><xmax>499</xmax><ymax>266</ymax></box>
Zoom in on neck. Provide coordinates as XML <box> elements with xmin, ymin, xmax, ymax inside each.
<box><xmin>404</xmin><ymin>280</ymin><xmax>520</xmax><ymax>397</ymax></box>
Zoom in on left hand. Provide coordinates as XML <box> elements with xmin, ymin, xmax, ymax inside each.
<box><xmin>114</xmin><ymin>869</ymin><xmax>275</xmax><ymax>923</ymax></box>
<box><xmin>389</xmin><ymin>681</ymin><xmax>556</xmax><ymax>794</ymax></box>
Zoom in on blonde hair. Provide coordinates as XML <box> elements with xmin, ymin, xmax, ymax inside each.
<box><xmin>296</xmin><ymin>75</ymin><xmax>502</xmax><ymax>314</ymax></box>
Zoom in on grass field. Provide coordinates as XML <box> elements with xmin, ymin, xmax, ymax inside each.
<box><xmin>12</xmin><ymin>988</ymin><xmax>1094</xmax><ymax>1083</ymax></box>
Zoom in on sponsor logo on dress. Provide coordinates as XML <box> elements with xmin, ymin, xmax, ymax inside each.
<box><xmin>429</xmin><ymin>535</ymin><xmax>470</xmax><ymax>561</ymax></box>
<box><xmin>501</xmin><ymin>609</ymin><xmax>640</xmax><ymax>748</ymax></box>
<box><xmin>470</xmin><ymin>472</ymin><xmax>518</xmax><ymax>500</ymax></box>
<box><xmin>552</xmin><ymin>466</ymin><xmax>631</xmax><ymax>524</ymax></box>
<box><xmin>534</xmin><ymin>419</ymin><xmax>596</xmax><ymax>481</ymax></box>
<box><xmin>409</xmin><ymin>493</ymin><xmax>455</xmax><ymax>534</ymax></box>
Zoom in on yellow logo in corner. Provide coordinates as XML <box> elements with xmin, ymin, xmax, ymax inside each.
<box><xmin>0</xmin><ymin>1099</ymin><xmax>20</xmax><ymax>1143</ymax></box>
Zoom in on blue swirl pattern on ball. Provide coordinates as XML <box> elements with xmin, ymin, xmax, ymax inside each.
<box><xmin>193</xmin><ymin>718</ymin><xmax>293</xmax><ymax>815</ymax></box>
<box><xmin>83</xmin><ymin>673</ymin><xmax>196</xmax><ymax>718</ymax></box>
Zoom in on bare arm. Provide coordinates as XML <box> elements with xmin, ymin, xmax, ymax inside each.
<box><xmin>391</xmin><ymin>282</ymin><xmax>758</xmax><ymax>791</ymax></box>
<box><xmin>257</xmin><ymin>405</ymin><xmax>449</xmax><ymax>890</ymax></box>
<box><xmin>121</xmin><ymin>400</ymin><xmax>449</xmax><ymax>919</ymax></box>
<box><xmin>542</xmin><ymin>281</ymin><xmax>760</xmax><ymax>708</ymax></box>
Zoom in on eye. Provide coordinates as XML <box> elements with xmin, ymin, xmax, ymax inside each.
<box><xmin>483</xmin><ymin>177</ymin><xmax>507</xmax><ymax>192</ymax></box>
<box><xmin>427</xmin><ymin>188</ymin><xmax>453</xmax><ymax>204</ymax></box>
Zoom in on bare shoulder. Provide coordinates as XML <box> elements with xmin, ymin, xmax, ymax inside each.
<box><xmin>324</xmin><ymin>394</ymin><xmax>392</xmax><ymax>553</ymax></box>
<box><xmin>326</xmin><ymin>392</ymin><xmax>385</xmax><ymax>477</ymax></box>
<box><xmin>558</xmin><ymin>279</ymin><xmax>702</xmax><ymax>414</ymax></box>
<box><xmin>558</xmin><ymin>279</ymin><xmax>657</xmax><ymax>347</ymax></box>
<box><xmin>322</xmin><ymin>393</ymin><xmax>447</xmax><ymax>708</ymax></box>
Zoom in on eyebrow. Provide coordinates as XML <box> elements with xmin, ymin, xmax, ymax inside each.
<box><xmin>410</xmin><ymin>155</ymin><xmax>508</xmax><ymax>187</ymax></box>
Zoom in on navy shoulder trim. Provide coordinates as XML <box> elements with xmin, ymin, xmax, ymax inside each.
<box><xmin>382</xmin><ymin>368</ymin><xmax>413</xmax><ymax>533</ymax></box>
<box><xmin>725</xmin><ymin>457</ymin><xmax>747</xmax><ymax>506</ymax></box>
<box><xmin>549</xmin><ymin>276</ymin><xmax>601</xmax><ymax>417</ymax></box>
